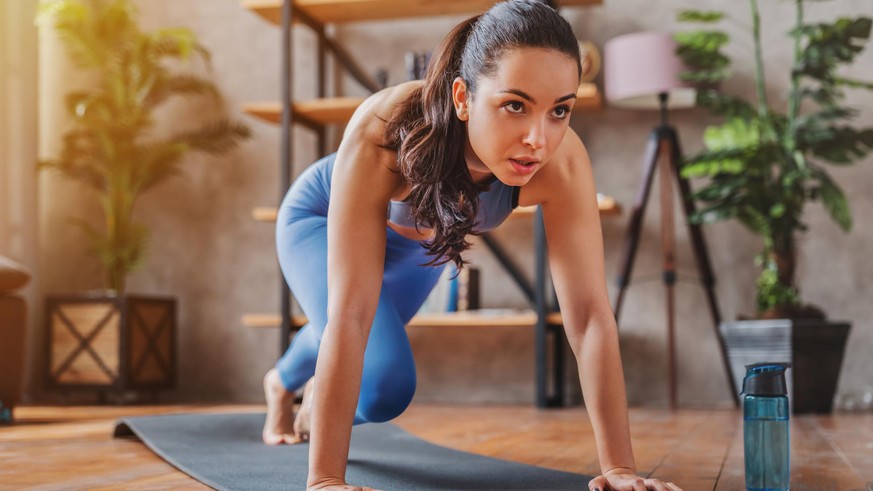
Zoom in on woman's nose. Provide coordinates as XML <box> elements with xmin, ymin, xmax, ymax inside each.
<box><xmin>522</xmin><ymin>119</ymin><xmax>546</xmax><ymax>150</ymax></box>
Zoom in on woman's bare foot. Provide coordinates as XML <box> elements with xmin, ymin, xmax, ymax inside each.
<box><xmin>262</xmin><ymin>368</ymin><xmax>300</xmax><ymax>445</ymax></box>
<box><xmin>293</xmin><ymin>376</ymin><xmax>315</xmax><ymax>441</ymax></box>
<box><xmin>294</xmin><ymin>377</ymin><xmax>315</xmax><ymax>442</ymax></box>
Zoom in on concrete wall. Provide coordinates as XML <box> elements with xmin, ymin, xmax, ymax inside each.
<box><xmin>31</xmin><ymin>0</ymin><xmax>872</xmax><ymax>407</ymax></box>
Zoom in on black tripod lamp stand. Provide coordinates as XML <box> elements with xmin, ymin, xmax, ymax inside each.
<box><xmin>603</xmin><ymin>31</ymin><xmax>738</xmax><ymax>409</ymax></box>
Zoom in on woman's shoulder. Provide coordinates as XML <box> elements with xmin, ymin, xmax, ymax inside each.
<box><xmin>332</xmin><ymin>82</ymin><xmax>424</xmax><ymax>199</ymax></box>
<box><xmin>345</xmin><ymin>80</ymin><xmax>424</xmax><ymax>143</ymax></box>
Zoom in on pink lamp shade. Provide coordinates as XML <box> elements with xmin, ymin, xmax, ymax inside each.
<box><xmin>604</xmin><ymin>31</ymin><xmax>696</xmax><ymax>110</ymax></box>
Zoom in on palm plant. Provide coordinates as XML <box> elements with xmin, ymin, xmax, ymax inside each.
<box><xmin>675</xmin><ymin>1</ymin><xmax>873</xmax><ymax>318</ymax></box>
<box><xmin>37</xmin><ymin>0</ymin><xmax>251</xmax><ymax>294</ymax></box>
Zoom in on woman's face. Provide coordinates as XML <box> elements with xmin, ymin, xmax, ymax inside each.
<box><xmin>452</xmin><ymin>47</ymin><xmax>580</xmax><ymax>186</ymax></box>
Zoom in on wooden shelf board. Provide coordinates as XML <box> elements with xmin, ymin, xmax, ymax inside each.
<box><xmin>512</xmin><ymin>194</ymin><xmax>620</xmax><ymax>218</ymax></box>
<box><xmin>243</xmin><ymin>310</ymin><xmax>563</xmax><ymax>329</ymax></box>
<box><xmin>242</xmin><ymin>313</ymin><xmax>285</xmax><ymax>328</ymax></box>
<box><xmin>242</xmin><ymin>0</ymin><xmax>602</xmax><ymax>26</ymax></box>
<box><xmin>242</xmin><ymin>97</ymin><xmax>366</xmax><ymax>126</ymax></box>
<box><xmin>252</xmin><ymin>207</ymin><xmax>279</xmax><ymax>222</ymax></box>
<box><xmin>253</xmin><ymin>196</ymin><xmax>618</xmax><ymax>225</ymax></box>
<box><xmin>243</xmin><ymin>84</ymin><xmax>601</xmax><ymax>126</ymax></box>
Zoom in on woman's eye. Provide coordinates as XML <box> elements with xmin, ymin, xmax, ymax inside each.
<box><xmin>552</xmin><ymin>105</ymin><xmax>571</xmax><ymax>119</ymax></box>
<box><xmin>505</xmin><ymin>101</ymin><xmax>524</xmax><ymax>113</ymax></box>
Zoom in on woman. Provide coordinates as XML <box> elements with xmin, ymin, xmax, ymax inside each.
<box><xmin>263</xmin><ymin>1</ymin><xmax>683</xmax><ymax>490</ymax></box>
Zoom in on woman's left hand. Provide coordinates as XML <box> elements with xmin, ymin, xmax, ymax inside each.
<box><xmin>587</xmin><ymin>469</ymin><xmax>684</xmax><ymax>491</ymax></box>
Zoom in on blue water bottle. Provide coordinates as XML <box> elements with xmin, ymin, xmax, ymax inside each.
<box><xmin>743</xmin><ymin>362</ymin><xmax>791</xmax><ymax>491</ymax></box>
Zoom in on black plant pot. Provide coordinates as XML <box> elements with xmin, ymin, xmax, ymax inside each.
<box><xmin>720</xmin><ymin>319</ymin><xmax>851</xmax><ymax>414</ymax></box>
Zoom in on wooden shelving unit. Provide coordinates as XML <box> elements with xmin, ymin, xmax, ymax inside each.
<box><xmin>241</xmin><ymin>0</ymin><xmax>608</xmax><ymax>408</ymax></box>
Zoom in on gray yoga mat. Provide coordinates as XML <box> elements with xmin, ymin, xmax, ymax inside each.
<box><xmin>113</xmin><ymin>412</ymin><xmax>593</xmax><ymax>490</ymax></box>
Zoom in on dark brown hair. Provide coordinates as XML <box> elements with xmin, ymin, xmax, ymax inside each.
<box><xmin>382</xmin><ymin>0</ymin><xmax>581</xmax><ymax>270</ymax></box>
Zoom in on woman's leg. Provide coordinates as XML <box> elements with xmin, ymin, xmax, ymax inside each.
<box><xmin>274</xmin><ymin>322</ymin><xmax>319</xmax><ymax>392</ymax></box>
<box><xmin>273</xmin><ymin>214</ymin><xmax>330</xmax><ymax>393</ymax></box>
<box><xmin>275</xmin><ymin>213</ymin><xmax>445</xmax><ymax>424</ymax></box>
<box><xmin>263</xmin><ymin>213</ymin><xmax>329</xmax><ymax>444</ymax></box>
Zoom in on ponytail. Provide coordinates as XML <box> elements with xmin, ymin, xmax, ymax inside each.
<box><xmin>383</xmin><ymin>15</ymin><xmax>484</xmax><ymax>270</ymax></box>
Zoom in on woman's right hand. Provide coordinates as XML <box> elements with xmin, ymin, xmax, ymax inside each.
<box><xmin>307</xmin><ymin>478</ymin><xmax>383</xmax><ymax>491</ymax></box>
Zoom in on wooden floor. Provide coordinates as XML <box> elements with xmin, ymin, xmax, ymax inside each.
<box><xmin>1</xmin><ymin>404</ymin><xmax>871</xmax><ymax>490</ymax></box>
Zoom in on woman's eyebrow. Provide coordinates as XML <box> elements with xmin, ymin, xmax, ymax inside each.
<box><xmin>497</xmin><ymin>89</ymin><xmax>577</xmax><ymax>104</ymax></box>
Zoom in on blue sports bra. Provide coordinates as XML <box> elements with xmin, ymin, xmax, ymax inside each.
<box><xmin>387</xmin><ymin>175</ymin><xmax>520</xmax><ymax>233</ymax></box>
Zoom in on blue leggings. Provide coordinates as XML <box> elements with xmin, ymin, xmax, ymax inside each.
<box><xmin>274</xmin><ymin>154</ymin><xmax>445</xmax><ymax>425</ymax></box>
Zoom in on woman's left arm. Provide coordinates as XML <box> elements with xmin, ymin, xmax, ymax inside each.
<box><xmin>539</xmin><ymin>132</ymin><xmax>681</xmax><ymax>491</ymax></box>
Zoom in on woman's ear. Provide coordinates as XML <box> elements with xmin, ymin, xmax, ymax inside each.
<box><xmin>452</xmin><ymin>77</ymin><xmax>470</xmax><ymax>121</ymax></box>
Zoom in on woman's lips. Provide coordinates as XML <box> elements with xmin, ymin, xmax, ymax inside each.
<box><xmin>510</xmin><ymin>158</ymin><xmax>538</xmax><ymax>175</ymax></box>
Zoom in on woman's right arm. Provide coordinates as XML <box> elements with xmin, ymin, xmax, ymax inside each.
<box><xmin>305</xmin><ymin>90</ymin><xmax>407</xmax><ymax>491</ymax></box>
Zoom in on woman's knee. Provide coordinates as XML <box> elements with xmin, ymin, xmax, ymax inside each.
<box><xmin>357</xmin><ymin>371</ymin><xmax>416</xmax><ymax>423</ymax></box>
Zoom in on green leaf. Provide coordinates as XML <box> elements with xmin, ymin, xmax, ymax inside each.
<box><xmin>847</xmin><ymin>17</ymin><xmax>872</xmax><ymax>39</ymax></box>
<box><xmin>769</xmin><ymin>203</ymin><xmax>786</xmax><ymax>218</ymax></box>
<box><xmin>676</xmin><ymin>45</ymin><xmax>730</xmax><ymax>68</ymax></box>
<box><xmin>673</xmin><ymin>27</ymin><xmax>732</xmax><ymax>86</ymax></box>
<box><xmin>695</xmin><ymin>90</ymin><xmax>757</xmax><ymax>119</ymax></box>
<box><xmin>796</xmin><ymin>17</ymin><xmax>873</xmax><ymax>82</ymax></box>
<box><xmin>800</xmin><ymin>126</ymin><xmax>873</xmax><ymax>164</ymax></box>
<box><xmin>677</xmin><ymin>10</ymin><xmax>724</xmax><ymax>23</ymax></box>
<box><xmin>172</xmin><ymin>119</ymin><xmax>251</xmax><ymax>154</ymax></box>
<box><xmin>678</xmin><ymin>68</ymin><xmax>730</xmax><ymax>84</ymax></box>
<box><xmin>799</xmin><ymin>85</ymin><xmax>843</xmax><ymax>106</ymax></box>
<box><xmin>703</xmin><ymin>118</ymin><xmax>761</xmax><ymax>152</ymax></box>
<box><xmin>681</xmin><ymin>156</ymin><xmax>746</xmax><ymax>177</ymax></box>
<box><xmin>694</xmin><ymin>201</ymin><xmax>740</xmax><ymax>224</ymax></box>
<box><xmin>691</xmin><ymin>177</ymin><xmax>746</xmax><ymax>201</ymax></box>
<box><xmin>674</xmin><ymin>31</ymin><xmax>729</xmax><ymax>51</ymax></box>
<box><xmin>834</xmin><ymin>76</ymin><xmax>873</xmax><ymax>90</ymax></box>
<box><xmin>134</xmin><ymin>141</ymin><xmax>188</xmax><ymax>194</ymax></box>
<box><xmin>737</xmin><ymin>207</ymin><xmax>771</xmax><ymax>237</ymax></box>
<box><xmin>797</xmin><ymin>107</ymin><xmax>857</xmax><ymax>126</ymax></box>
<box><xmin>148</xmin><ymin>27</ymin><xmax>210</xmax><ymax>63</ymax></box>
<box><xmin>144</xmin><ymin>75</ymin><xmax>220</xmax><ymax>109</ymax></box>
<box><xmin>816</xmin><ymin>172</ymin><xmax>852</xmax><ymax>231</ymax></box>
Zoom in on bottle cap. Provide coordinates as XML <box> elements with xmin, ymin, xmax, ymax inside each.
<box><xmin>742</xmin><ymin>362</ymin><xmax>791</xmax><ymax>396</ymax></box>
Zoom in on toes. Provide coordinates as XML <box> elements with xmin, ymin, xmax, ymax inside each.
<box><xmin>262</xmin><ymin>433</ymin><xmax>284</xmax><ymax>445</ymax></box>
<box><xmin>292</xmin><ymin>427</ymin><xmax>310</xmax><ymax>443</ymax></box>
<box><xmin>293</xmin><ymin>417</ymin><xmax>307</xmax><ymax>436</ymax></box>
<box><xmin>283</xmin><ymin>433</ymin><xmax>305</xmax><ymax>444</ymax></box>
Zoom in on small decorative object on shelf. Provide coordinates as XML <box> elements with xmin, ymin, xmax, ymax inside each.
<box><xmin>577</xmin><ymin>40</ymin><xmax>601</xmax><ymax>83</ymax></box>
<box><xmin>375</xmin><ymin>68</ymin><xmax>389</xmax><ymax>88</ymax></box>
<box><xmin>405</xmin><ymin>50</ymin><xmax>418</xmax><ymax>80</ymax></box>
<box><xmin>417</xmin><ymin>51</ymin><xmax>432</xmax><ymax>79</ymax></box>
<box><xmin>0</xmin><ymin>399</ymin><xmax>12</xmax><ymax>424</ymax></box>
<box><xmin>405</xmin><ymin>50</ymin><xmax>433</xmax><ymax>80</ymax></box>
<box><xmin>456</xmin><ymin>267</ymin><xmax>481</xmax><ymax>312</ymax></box>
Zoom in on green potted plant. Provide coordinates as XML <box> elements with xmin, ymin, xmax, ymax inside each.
<box><xmin>675</xmin><ymin>1</ymin><xmax>872</xmax><ymax>413</ymax></box>
<box><xmin>38</xmin><ymin>0</ymin><xmax>250</xmax><ymax>398</ymax></box>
